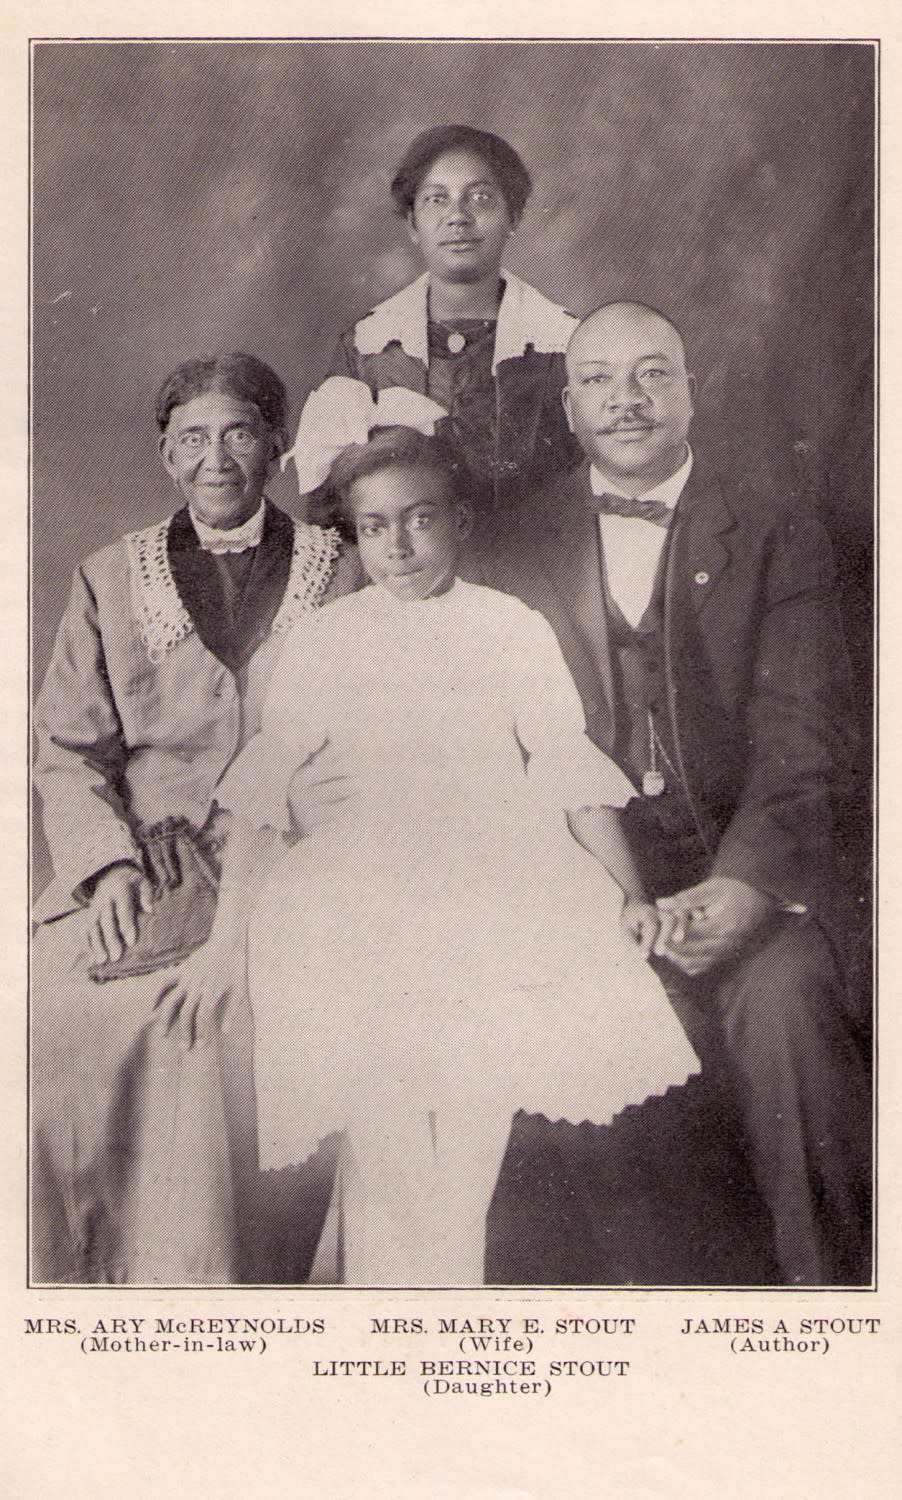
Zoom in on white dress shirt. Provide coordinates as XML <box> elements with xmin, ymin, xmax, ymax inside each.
<box><xmin>591</xmin><ymin>448</ymin><xmax>693</xmax><ymax>628</ymax></box>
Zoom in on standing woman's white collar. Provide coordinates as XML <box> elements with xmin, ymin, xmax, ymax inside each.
<box><xmin>353</xmin><ymin>271</ymin><xmax>577</xmax><ymax>374</ymax></box>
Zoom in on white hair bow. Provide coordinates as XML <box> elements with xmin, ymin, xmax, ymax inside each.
<box><xmin>283</xmin><ymin>376</ymin><xmax>449</xmax><ymax>495</ymax></box>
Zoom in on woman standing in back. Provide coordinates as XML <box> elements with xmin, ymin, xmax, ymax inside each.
<box><xmin>289</xmin><ymin>124</ymin><xmax>582</xmax><ymax>519</ymax></box>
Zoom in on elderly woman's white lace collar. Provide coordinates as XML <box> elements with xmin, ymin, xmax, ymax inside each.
<box><xmin>126</xmin><ymin>514</ymin><xmax>340</xmax><ymax>662</ymax></box>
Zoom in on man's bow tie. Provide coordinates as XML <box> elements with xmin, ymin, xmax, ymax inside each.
<box><xmin>589</xmin><ymin>491</ymin><xmax>673</xmax><ymax>527</ymax></box>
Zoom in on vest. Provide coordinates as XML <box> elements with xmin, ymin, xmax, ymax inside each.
<box><xmin>598</xmin><ymin>534</ymin><xmax>709</xmax><ymax>891</ymax></box>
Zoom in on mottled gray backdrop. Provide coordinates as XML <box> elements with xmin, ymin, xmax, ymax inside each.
<box><xmin>32</xmin><ymin>40</ymin><xmax>875</xmax><ymax>888</ymax></box>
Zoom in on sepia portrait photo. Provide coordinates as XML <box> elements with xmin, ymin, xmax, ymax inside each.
<box><xmin>29</xmin><ymin>37</ymin><xmax>874</xmax><ymax>1296</ymax></box>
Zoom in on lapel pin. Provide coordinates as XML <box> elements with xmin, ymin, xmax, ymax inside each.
<box><xmin>694</xmin><ymin>570</ymin><xmax>710</xmax><ymax>586</ymax></box>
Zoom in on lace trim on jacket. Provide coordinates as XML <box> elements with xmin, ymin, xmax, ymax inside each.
<box><xmin>126</xmin><ymin>516</ymin><xmax>340</xmax><ymax>661</ymax></box>
<box><xmin>271</xmin><ymin>522</ymin><xmax>341</xmax><ymax>634</ymax></box>
<box><xmin>126</xmin><ymin>519</ymin><xmax>193</xmax><ymax>663</ymax></box>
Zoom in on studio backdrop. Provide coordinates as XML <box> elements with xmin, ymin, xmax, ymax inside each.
<box><xmin>31</xmin><ymin>40</ymin><xmax>875</xmax><ymax>892</ymax></box>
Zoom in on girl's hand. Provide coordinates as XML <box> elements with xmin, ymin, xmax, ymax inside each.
<box><xmin>154</xmin><ymin>936</ymin><xmax>245</xmax><ymax>1052</ymax></box>
<box><xmin>620</xmin><ymin>898</ymin><xmax>661</xmax><ymax>960</ymax></box>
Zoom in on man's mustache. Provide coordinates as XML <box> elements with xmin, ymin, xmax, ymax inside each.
<box><xmin>598</xmin><ymin>417</ymin><xmax>659</xmax><ymax>434</ymax></box>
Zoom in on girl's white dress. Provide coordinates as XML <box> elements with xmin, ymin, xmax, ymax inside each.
<box><xmin>219</xmin><ymin>581</ymin><xmax>699</xmax><ymax>1170</ymax></box>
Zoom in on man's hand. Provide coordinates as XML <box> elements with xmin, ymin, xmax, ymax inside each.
<box><xmin>653</xmin><ymin>876</ymin><xmax>778</xmax><ymax>977</ymax></box>
<box><xmin>85</xmin><ymin>862</ymin><xmax>154</xmax><ymax>965</ymax></box>
<box><xmin>154</xmin><ymin>938</ymin><xmax>244</xmax><ymax>1051</ymax></box>
<box><xmin>620</xmin><ymin>898</ymin><xmax>661</xmax><ymax>960</ymax></box>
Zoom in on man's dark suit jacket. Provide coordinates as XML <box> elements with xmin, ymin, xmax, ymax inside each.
<box><xmin>468</xmin><ymin>460</ymin><xmax>858</xmax><ymax>928</ymax></box>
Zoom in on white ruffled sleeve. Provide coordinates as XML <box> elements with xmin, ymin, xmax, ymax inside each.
<box><xmin>507</xmin><ymin>604</ymin><xmax>637</xmax><ymax>811</ymax></box>
<box><xmin>215</xmin><ymin>619</ymin><xmax>330</xmax><ymax>833</ymax></box>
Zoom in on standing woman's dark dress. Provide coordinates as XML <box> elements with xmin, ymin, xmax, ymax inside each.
<box><xmin>285</xmin><ymin>126</ymin><xmax>582</xmax><ymax>519</ymax></box>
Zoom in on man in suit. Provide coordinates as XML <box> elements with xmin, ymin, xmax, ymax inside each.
<box><xmin>32</xmin><ymin>353</ymin><xmax>357</xmax><ymax>1282</ymax></box>
<box><xmin>473</xmin><ymin>301</ymin><xmax>870</xmax><ymax>1285</ymax></box>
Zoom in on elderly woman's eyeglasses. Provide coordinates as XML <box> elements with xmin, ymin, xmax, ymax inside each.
<box><xmin>175</xmin><ymin>425</ymin><xmax>264</xmax><ymax>456</ymax></box>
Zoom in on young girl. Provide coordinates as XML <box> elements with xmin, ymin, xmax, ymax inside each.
<box><xmin>164</xmin><ymin>426</ymin><xmax>699</xmax><ymax>1286</ymax></box>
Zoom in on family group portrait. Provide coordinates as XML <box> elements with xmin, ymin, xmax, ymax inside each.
<box><xmin>29</xmin><ymin>39</ymin><xmax>875</xmax><ymax>1288</ymax></box>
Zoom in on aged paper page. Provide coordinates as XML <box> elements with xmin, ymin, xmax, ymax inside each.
<box><xmin>3</xmin><ymin>3</ymin><xmax>897</xmax><ymax>1496</ymax></box>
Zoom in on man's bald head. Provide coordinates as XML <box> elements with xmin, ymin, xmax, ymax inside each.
<box><xmin>563</xmin><ymin>301</ymin><xmax>695</xmax><ymax>494</ymax></box>
<box><xmin>566</xmin><ymin>301</ymin><xmax>688</xmax><ymax>376</ymax></box>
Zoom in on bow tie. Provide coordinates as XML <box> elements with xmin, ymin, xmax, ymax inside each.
<box><xmin>191</xmin><ymin>504</ymin><xmax>265</xmax><ymax>554</ymax></box>
<box><xmin>589</xmin><ymin>491</ymin><xmax>673</xmax><ymax>527</ymax></box>
<box><xmin>201</xmin><ymin>535</ymin><xmax>259</xmax><ymax>555</ymax></box>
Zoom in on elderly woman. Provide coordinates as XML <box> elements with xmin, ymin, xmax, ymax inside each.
<box><xmin>290</xmin><ymin>125</ymin><xmax>582</xmax><ymax>517</ymax></box>
<box><xmin>32</xmin><ymin>352</ymin><xmax>357</xmax><ymax>1283</ymax></box>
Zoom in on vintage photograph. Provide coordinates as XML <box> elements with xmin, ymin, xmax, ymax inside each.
<box><xmin>30</xmin><ymin>39</ymin><xmax>875</xmax><ymax>1290</ymax></box>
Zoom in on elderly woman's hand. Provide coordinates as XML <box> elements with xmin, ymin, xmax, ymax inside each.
<box><xmin>85</xmin><ymin>861</ymin><xmax>155</xmax><ymax>965</ymax></box>
<box><xmin>155</xmin><ymin>935</ymin><xmax>245</xmax><ymax>1051</ymax></box>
